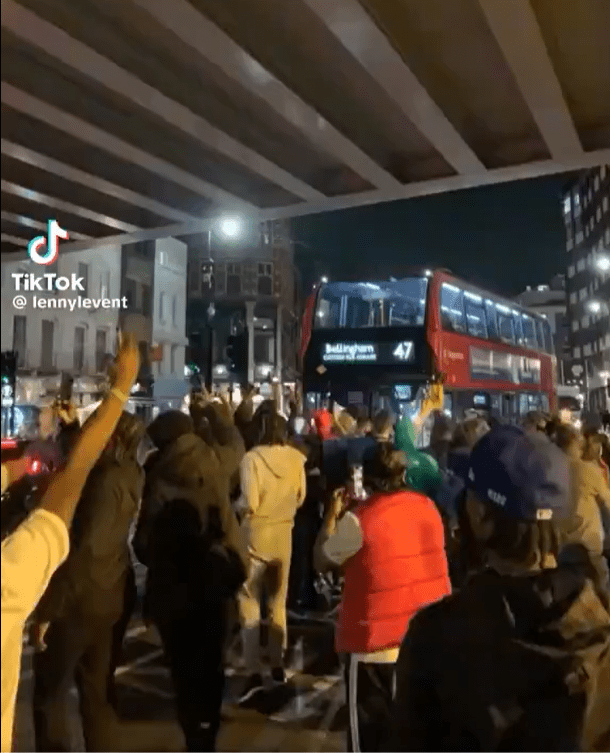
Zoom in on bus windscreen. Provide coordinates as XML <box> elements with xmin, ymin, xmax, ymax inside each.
<box><xmin>314</xmin><ymin>278</ymin><xmax>428</xmax><ymax>329</ymax></box>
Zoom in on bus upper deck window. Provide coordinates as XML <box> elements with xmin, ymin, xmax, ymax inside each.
<box><xmin>521</xmin><ymin>314</ymin><xmax>537</xmax><ymax>350</ymax></box>
<box><xmin>441</xmin><ymin>283</ymin><xmax>466</xmax><ymax>333</ymax></box>
<box><xmin>512</xmin><ymin>311</ymin><xmax>524</xmax><ymax>346</ymax></box>
<box><xmin>485</xmin><ymin>300</ymin><xmax>498</xmax><ymax>340</ymax></box>
<box><xmin>464</xmin><ymin>291</ymin><xmax>488</xmax><ymax>339</ymax></box>
<box><xmin>535</xmin><ymin>319</ymin><xmax>546</xmax><ymax>353</ymax></box>
<box><xmin>496</xmin><ymin>305</ymin><xmax>515</xmax><ymax>344</ymax></box>
<box><xmin>542</xmin><ymin>319</ymin><xmax>553</xmax><ymax>353</ymax></box>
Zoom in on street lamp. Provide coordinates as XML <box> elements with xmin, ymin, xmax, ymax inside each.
<box><xmin>219</xmin><ymin>216</ymin><xmax>242</xmax><ymax>239</ymax></box>
<box><xmin>588</xmin><ymin>300</ymin><xmax>602</xmax><ymax>314</ymax></box>
<box><xmin>320</xmin><ymin>276</ymin><xmax>329</xmax><ymax>284</ymax></box>
<box><xmin>594</xmin><ymin>254</ymin><xmax>610</xmax><ymax>272</ymax></box>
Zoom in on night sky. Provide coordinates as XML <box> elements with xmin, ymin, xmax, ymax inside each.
<box><xmin>292</xmin><ymin>173</ymin><xmax>572</xmax><ymax>298</ymax></box>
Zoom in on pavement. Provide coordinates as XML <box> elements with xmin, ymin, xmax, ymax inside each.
<box><xmin>13</xmin><ymin>609</ymin><xmax>346</xmax><ymax>752</ymax></box>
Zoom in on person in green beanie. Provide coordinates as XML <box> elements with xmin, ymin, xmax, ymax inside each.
<box><xmin>394</xmin><ymin>415</ymin><xmax>443</xmax><ymax>497</ymax></box>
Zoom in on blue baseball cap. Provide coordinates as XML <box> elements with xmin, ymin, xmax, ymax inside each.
<box><xmin>467</xmin><ymin>425</ymin><xmax>572</xmax><ymax>521</ymax></box>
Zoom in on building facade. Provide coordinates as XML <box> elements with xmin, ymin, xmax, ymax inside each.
<box><xmin>515</xmin><ymin>274</ymin><xmax>569</xmax><ymax>385</ymax></box>
<box><xmin>186</xmin><ymin>219</ymin><xmax>301</xmax><ymax>386</ymax></box>
<box><xmin>1</xmin><ymin>237</ymin><xmax>188</xmax><ymax>412</ymax></box>
<box><xmin>562</xmin><ymin>164</ymin><xmax>610</xmax><ymax>413</ymax></box>
<box><xmin>1</xmin><ymin>244</ymin><xmax>122</xmax><ymax>406</ymax></box>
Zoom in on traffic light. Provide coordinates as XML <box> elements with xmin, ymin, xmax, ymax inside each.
<box><xmin>226</xmin><ymin>330</ymin><xmax>248</xmax><ymax>383</ymax></box>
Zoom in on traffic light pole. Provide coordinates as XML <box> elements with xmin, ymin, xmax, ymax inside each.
<box><xmin>205</xmin><ymin>323</ymin><xmax>214</xmax><ymax>391</ymax></box>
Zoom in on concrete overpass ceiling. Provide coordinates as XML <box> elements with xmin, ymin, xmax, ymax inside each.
<box><xmin>1</xmin><ymin>0</ymin><xmax>608</xmax><ymax>256</ymax></box>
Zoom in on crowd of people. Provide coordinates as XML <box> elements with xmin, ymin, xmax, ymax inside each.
<box><xmin>2</xmin><ymin>354</ymin><xmax>610</xmax><ymax>752</ymax></box>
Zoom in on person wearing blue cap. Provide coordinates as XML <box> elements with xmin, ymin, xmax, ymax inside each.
<box><xmin>390</xmin><ymin>424</ymin><xmax>610</xmax><ymax>752</ymax></box>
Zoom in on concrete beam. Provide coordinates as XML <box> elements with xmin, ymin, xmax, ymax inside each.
<box><xmin>303</xmin><ymin>0</ymin><xmax>485</xmax><ymax>175</ymax></box>
<box><xmin>2</xmin><ymin>0</ymin><xmax>322</xmax><ymax>201</ymax></box>
<box><xmin>1</xmin><ymin>140</ymin><xmax>201</xmax><ymax>224</ymax></box>
<box><xmin>477</xmin><ymin>0</ymin><xmax>583</xmax><ymax>160</ymax></box>
<box><xmin>1</xmin><ymin>83</ymin><xmax>255</xmax><ymax>212</ymax></box>
<box><xmin>1</xmin><ymin>211</ymin><xmax>91</xmax><ymax>241</ymax></box>
<box><xmin>132</xmin><ymin>0</ymin><xmax>402</xmax><ymax>191</ymax></box>
<box><xmin>1</xmin><ymin>179</ymin><xmax>139</xmax><ymax>232</ymax></box>
<box><xmin>7</xmin><ymin>148</ymin><xmax>606</xmax><ymax>260</ymax></box>
<box><xmin>1</xmin><ymin>233</ymin><xmax>28</xmax><ymax>247</ymax></box>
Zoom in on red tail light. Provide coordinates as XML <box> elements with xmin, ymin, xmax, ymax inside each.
<box><xmin>29</xmin><ymin>458</ymin><xmax>43</xmax><ymax>475</ymax></box>
<box><xmin>1</xmin><ymin>438</ymin><xmax>19</xmax><ymax>450</ymax></box>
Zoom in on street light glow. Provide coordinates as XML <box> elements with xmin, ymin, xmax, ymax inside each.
<box><xmin>587</xmin><ymin>300</ymin><xmax>601</xmax><ymax>314</ymax></box>
<box><xmin>595</xmin><ymin>255</ymin><xmax>610</xmax><ymax>272</ymax></box>
<box><xmin>320</xmin><ymin>276</ymin><xmax>329</xmax><ymax>284</ymax></box>
<box><xmin>219</xmin><ymin>216</ymin><xmax>242</xmax><ymax>238</ymax></box>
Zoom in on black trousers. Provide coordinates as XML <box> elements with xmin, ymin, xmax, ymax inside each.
<box><xmin>344</xmin><ymin>655</ymin><xmax>395</xmax><ymax>753</ymax></box>
<box><xmin>288</xmin><ymin>503</ymin><xmax>321</xmax><ymax>610</ymax></box>
<box><xmin>155</xmin><ymin>602</ymin><xmax>227</xmax><ymax>753</ymax></box>
<box><xmin>33</xmin><ymin>613</ymin><xmax>121</xmax><ymax>752</ymax></box>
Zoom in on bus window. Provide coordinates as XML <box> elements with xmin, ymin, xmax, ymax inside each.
<box><xmin>440</xmin><ymin>283</ymin><xmax>466</xmax><ymax>333</ymax></box>
<box><xmin>519</xmin><ymin>393</ymin><xmax>529</xmax><ymax>416</ymax></box>
<box><xmin>535</xmin><ymin>319</ymin><xmax>545</xmax><ymax>353</ymax></box>
<box><xmin>542</xmin><ymin>319</ymin><xmax>553</xmax><ymax>354</ymax></box>
<box><xmin>485</xmin><ymin>300</ymin><xmax>498</xmax><ymax>340</ymax></box>
<box><xmin>464</xmin><ymin>292</ymin><xmax>488</xmax><ymax>339</ymax></box>
<box><xmin>521</xmin><ymin>314</ymin><xmax>537</xmax><ymax>350</ymax></box>
<box><xmin>496</xmin><ymin>305</ymin><xmax>515</xmax><ymax>344</ymax></box>
<box><xmin>512</xmin><ymin>311</ymin><xmax>524</xmax><ymax>346</ymax></box>
<box><xmin>314</xmin><ymin>279</ymin><xmax>428</xmax><ymax>329</ymax></box>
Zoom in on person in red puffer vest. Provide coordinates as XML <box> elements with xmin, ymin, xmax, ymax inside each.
<box><xmin>321</xmin><ymin>443</ymin><xmax>451</xmax><ymax>753</ymax></box>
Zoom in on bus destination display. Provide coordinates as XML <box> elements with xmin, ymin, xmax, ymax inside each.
<box><xmin>321</xmin><ymin>341</ymin><xmax>415</xmax><ymax>365</ymax></box>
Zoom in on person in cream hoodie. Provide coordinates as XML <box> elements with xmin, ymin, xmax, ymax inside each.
<box><xmin>237</xmin><ymin>410</ymin><xmax>307</xmax><ymax>702</ymax></box>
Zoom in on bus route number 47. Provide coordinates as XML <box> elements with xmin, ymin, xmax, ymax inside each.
<box><xmin>393</xmin><ymin>341</ymin><xmax>414</xmax><ymax>361</ymax></box>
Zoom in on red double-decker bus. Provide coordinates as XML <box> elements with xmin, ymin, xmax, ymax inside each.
<box><xmin>301</xmin><ymin>269</ymin><xmax>557</xmax><ymax>431</ymax></box>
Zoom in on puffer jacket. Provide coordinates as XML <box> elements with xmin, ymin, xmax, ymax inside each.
<box><xmin>391</xmin><ymin>552</ymin><xmax>610</xmax><ymax>752</ymax></box>
<box><xmin>133</xmin><ymin>432</ymin><xmax>243</xmax><ymax>567</ymax></box>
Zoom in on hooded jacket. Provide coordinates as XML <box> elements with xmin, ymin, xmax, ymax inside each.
<box><xmin>240</xmin><ymin>444</ymin><xmax>306</xmax><ymax>558</ymax></box>
<box><xmin>133</xmin><ymin>432</ymin><xmax>243</xmax><ymax>567</ymax></box>
<box><xmin>394</xmin><ymin>417</ymin><xmax>443</xmax><ymax>497</ymax></box>
<box><xmin>391</xmin><ymin>560</ymin><xmax>610</xmax><ymax>752</ymax></box>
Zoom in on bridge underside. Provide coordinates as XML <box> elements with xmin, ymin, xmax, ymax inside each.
<box><xmin>1</xmin><ymin>0</ymin><xmax>609</xmax><ymax>255</ymax></box>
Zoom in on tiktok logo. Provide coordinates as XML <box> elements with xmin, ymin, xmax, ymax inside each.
<box><xmin>28</xmin><ymin>219</ymin><xmax>69</xmax><ymax>265</ymax></box>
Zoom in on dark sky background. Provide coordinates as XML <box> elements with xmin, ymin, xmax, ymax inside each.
<box><xmin>292</xmin><ymin>173</ymin><xmax>571</xmax><ymax>298</ymax></box>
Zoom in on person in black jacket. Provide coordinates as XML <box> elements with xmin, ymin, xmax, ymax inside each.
<box><xmin>31</xmin><ymin>412</ymin><xmax>151</xmax><ymax>752</ymax></box>
<box><xmin>390</xmin><ymin>425</ymin><xmax>610</xmax><ymax>752</ymax></box>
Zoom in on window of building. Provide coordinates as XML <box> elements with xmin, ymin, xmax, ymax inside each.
<box><xmin>440</xmin><ymin>284</ymin><xmax>466</xmax><ymax>333</ymax></box>
<box><xmin>563</xmin><ymin>196</ymin><xmax>571</xmax><ymax>215</ymax></box>
<box><xmin>12</xmin><ymin>315</ymin><xmax>26</xmax><ymax>368</ymax></box>
<box><xmin>170</xmin><ymin>344</ymin><xmax>177</xmax><ymax>374</ymax></box>
<box><xmin>226</xmin><ymin>263</ymin><xmax>242</xmax><ymax>296</ymax></box>
<box><xmin>141</xmin><ymin>284</ymin><xmax>152</xmax><ymax>317</ymax></box>
<box><xmin>594</xmin><ymin>175</ymin><xmax>600</xmax><ymax>191</ymax></box>
<box><xmin>606</xmin><ymin>228</ymin><xmax>610</xmax><ymax>245</ymax></box>
<box><xmin>575</xmin><ymin>230</ymin><xmax>584</xmax><ymax>244</ymax></box>
<box><xmin>95</xmin><ymin>329</ymin><xmax>107</xmax><ymax>372</ymax></box>
<box><xmin>601</xmin><ymin>165</ymin><xmax>606</xmax><ymax>180</ymax></box>
<box><xmin>159</xmin><ymin>292</ymin><xmax>166</xmax><ymax>322</ymax></box>
<box><xmin>597</xmin><ymin>206</ymin><xmax>602</xmax><ymax>222</ymax></box>
<box><xmin>572</xmin><ymin>320</ymin><xmax>579</xmax><ymax>332</ymax></box>
<box><xmin>569</xmin><ymin>292</ymin><xmax>577</xmax><ymax>304</ymax></box>
<box><xmin>566</xmin><ymin>238</ymin><xmax>574</xmax><ymax>251</ymax></box>
<box><xmin>583</xmin><ymin>344</ymin><xmax>592</xmax><ymax>357</ymax></box>
<box><xmin>578</xmin><ymin>288</ymin><xmax>587</xmax><ymax>302</ymax></box>
<box><xmin>172</xmin><ymin>295</ymin><xmax>177</xmax><ymax>327</ymax></box>
<box><xmin>573</xmin><ymin>346</ymin><xmax>581</xmax><ymax>358</ymax></box>
<box><xmin>603</xmin><ymin>196</ymin><xmax>609</xmax><ymax>214</ymax></box>
<box><xmin>99</xmin><ymin>269</ymin><xmax>110</xmax><ymax>299</ymax></box>
<box><xmin>581</xmin><ymin>315</ymin><xmax>590</xmax><ymax>328</ymax></box>
<box><xmin>78</xmin><ymin>263</ymin><xmax>89</xmax><ymax>297</ymax></box>
<box><xmin>74</xmin><ymin>327</ymin><xmax>85</xmax><ymax>371</ymax></box>
<box><xmin>576</xmin><ymin>258</ymin><xmax>585</xmax><ymax>272</ymax></box>
<box><xmin>257</xmin><ymin>262</ymin><xmax>273</xmax><ymax>296</ymax></box>
<box><xmin>124</xmin><ymin>278</ymin><xmax>136</xmax><ymax>309</ymax></box>
<box><xmin>41</xmin><ymin>320</ymin><xmax>54</xmax><ymax>371</ymax></box>
<box><xmin>464</xmin><ymin>292</ymin><xmax>487</xmax><ymax>339</ymax></box>
<box><xmin>567</xmin><ymin>265</ymin><xmax>575</xmax><ymax>278</ymax></box>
